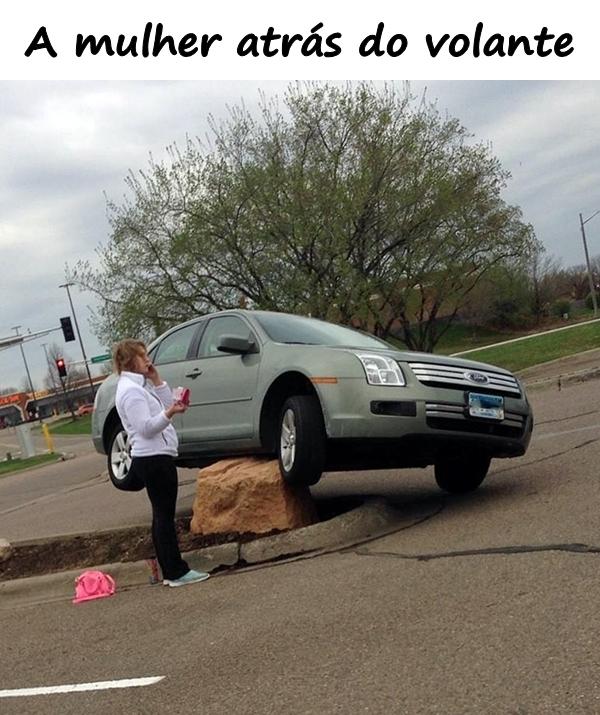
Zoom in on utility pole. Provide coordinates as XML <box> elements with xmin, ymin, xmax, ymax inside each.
<box><xmin>59</xmin><ymin>282</ymin><xmax>96</xmax><ymax>398</ymax></box>
<box><xmin>580</xmin><ymin>210</ymin><xmax>600</xmax><ymax>318</ymax></box>
<box><xmin>41</xmin><ymin>343</ymin><xmax>52</xmax><ymax>387</ymax></box>
<box><xmin>12</xmin><ymin>326</ymin><xmax>40</xmax><ymax>422</ymax></box>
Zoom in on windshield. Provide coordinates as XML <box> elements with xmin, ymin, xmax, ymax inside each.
<box><xmin>255</xmin><ymin>313</ymin><xmax>394</xmax><ymax>349</ymax></box>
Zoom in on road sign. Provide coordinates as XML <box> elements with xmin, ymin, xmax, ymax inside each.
<box><xmin>91</xmin><ymin>353</ymin><xmax>111</xmax><ymax>364</ymax></box>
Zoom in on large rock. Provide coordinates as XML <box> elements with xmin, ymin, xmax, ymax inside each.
<box><xmin>190</xmin><ymin>458</ymin><xmax>318</xmax><ymax>536</ymax></box>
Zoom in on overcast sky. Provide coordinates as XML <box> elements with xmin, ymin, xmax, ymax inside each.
<box><xmin>1</xmin><ymin>80</ymin><xmax>599</xmax><ymax>390</ymax></box>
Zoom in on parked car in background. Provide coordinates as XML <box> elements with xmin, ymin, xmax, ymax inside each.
<box><xmin>76</xmin><ymin>403</ymin><xmax>95</xmax><ymax>417</ymax></box>
<box><xmin>92</xmin><ymin>310</ymin><xmax>533</xmax><ymax>493</ymax></box>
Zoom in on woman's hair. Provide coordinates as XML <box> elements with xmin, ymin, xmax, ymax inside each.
<box><xmin>112</xmin><ymin>339</ymin><xmax>147</xmax><ymax>374</ymax></box>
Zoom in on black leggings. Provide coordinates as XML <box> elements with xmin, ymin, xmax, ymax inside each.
<box><xmin>131</xmin><ymin>455</ymin><xmax>189</xmax><ymax>581</ymax></box>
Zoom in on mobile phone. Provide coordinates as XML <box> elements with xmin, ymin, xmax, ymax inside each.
<box><xmin>173</xmin><ymin>386</ymin><xmax>191</xmax><ymax>405</ymax></box>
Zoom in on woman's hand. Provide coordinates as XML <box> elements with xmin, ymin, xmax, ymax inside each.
<box><xmin>146</xmin><ymin>362</ymin><xmax>162</xmax><ymax>386</ymax></box>
<box><xmin>165</xmin><ymin>401</ymin><xmax>188</xmax><ymax>419</ymax></box>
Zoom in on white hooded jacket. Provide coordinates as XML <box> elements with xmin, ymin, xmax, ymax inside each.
<box><xmin>115</xmin><ymin>371</ymin><xmax>178</xmax><ymax>457</ymax></box>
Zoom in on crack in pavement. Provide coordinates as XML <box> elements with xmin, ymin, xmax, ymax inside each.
<box><xmin>353</xmin><ymin>542</ymin><xmax>600</xmax><ymax>562</ymax></box>
<box><xmin>223</xmin><ymin>502</ymin><xmax>449</xmax><ymax>577</ymax></box>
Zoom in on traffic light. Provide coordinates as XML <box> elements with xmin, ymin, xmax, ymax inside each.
<box><xmin>60</xmin><ymin>316</ymin><xmax>75</xmax><ymax>342</ymax></box>
<box><xmin>55</xmin><ymin>357</ymin><xmax>67</xmax><ymax>378</ymax></box>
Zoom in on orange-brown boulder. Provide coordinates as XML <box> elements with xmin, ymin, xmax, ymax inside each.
<box><xmin>190</xmin><ymin>457</ymin><xmax>318</xmax><ymax>535</ymax></box>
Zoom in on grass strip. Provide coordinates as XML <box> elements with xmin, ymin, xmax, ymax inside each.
<box><xmin>0</xmin><ymin>453</ymin><xmax>59</xmax><ymax>477</ymax></box>
<box><xmin>454</xmin><ymin>321</ymin><xmax>600</xmax><ymax>372</ymax></box>
<box><xmin>49</xmin><ymin>414</ymin><xmax>92</xmax><ymax>435</ymax></box>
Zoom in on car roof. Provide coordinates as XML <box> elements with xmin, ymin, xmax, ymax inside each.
<box><xmin>149</xmin><ymin>308</ymin><xmax>292</xmax><ymax>347</ymax></box>
<box><xmin>158</xmin><ymin>309</ymin><xmax>308</xmax><ymax>333</ymax></box>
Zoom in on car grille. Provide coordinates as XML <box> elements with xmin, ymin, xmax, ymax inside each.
<box><xmin>425</xmin><ymin>401</ymin><xmax>527</xmax><ymax>438</ymax></box>
<box><xmin>408</xmin><ymin>362</ymin><xmax>521</xmax><ymax>397</ymax></box>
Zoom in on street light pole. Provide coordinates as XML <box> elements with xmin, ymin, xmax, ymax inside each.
<box><xmin>12</xmin><ymin>326</ymin><xmax>40</xmax><ymax>421</ymax></box>
<box><xmin>580</xmin><ymin>210</ymin><xmax>600</xmax><ymax>318</ymax></box>
<box><xmin>59</xmin><ymin>282</ymin><xmax>96</xmax><ymax>398</ymax></box>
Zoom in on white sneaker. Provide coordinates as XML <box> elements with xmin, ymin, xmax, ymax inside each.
<box><xmin>163</xmin><ymin>569</ymin><xmax>210</xmax><ymax>587</ymax></box>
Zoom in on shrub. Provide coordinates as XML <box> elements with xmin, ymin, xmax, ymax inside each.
<box><xmin>551</xmin><ymin>299</ymin><xmax>571</xmax><ymax>318</ymax></box>
<box><xmin>491</xmin><ymin>299</ymin><xmax>531</xmax><ymax>329</ymax></box>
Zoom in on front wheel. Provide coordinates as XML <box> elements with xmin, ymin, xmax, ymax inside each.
<box><xmin>277</xmin><ymin>395</ymin><xmax>326</xmax><ymax>487</ymax></box>
<box><xmin>434</xmin><ymin>453</ymin><xmax>491</xmax><ymax>494</ymax></box>
<box><xmin>107</xmin><ymin>423</ymin><xmax>144</xmax><ymax>491</ymax></box>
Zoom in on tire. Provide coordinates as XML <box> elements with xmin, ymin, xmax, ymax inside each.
<box><xmin>277</xmin><ymin>395</ymin><xmax>326</xmax><ymax>487</ymax></box>
<box><xmin>107</xmin><ymin>423</ymin><xmax>144</xmax><ymax>492</ymax></box>
<box><xmin>434</xmin><ymin>453</ymin><xmax>491</xmax><ymax>494</ymax></box>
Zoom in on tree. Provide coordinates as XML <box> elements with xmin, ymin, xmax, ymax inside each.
<box><xmin>72</xmin><ymin>82</ymin><xmax>539</xmax><ymax>351</ymax></box>
<box><xmin>72</xmin><ymin>142</ymin><xmax>212</xmax><ymax>344</ymax></box>
<box><xmin>460</xmin><ymin>259</ymin><xmax>534</xmax><ymax>330</ymax></box>
<box><xmin>43</xmin><ymin>343</ymin><xmax>87</xmax><ymax>393</ymax></box>
<box><xmin>563</xmin><ymin>262</ymin><xmax>594</xmax><ymax>301</ymax></box>
<box><xmin>526</xmin><ymin>249</ymin><xmax>567</xmax><ymax>323</ymax></box>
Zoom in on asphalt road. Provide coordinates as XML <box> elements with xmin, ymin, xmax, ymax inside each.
<box><xmin>0</xmin><ymin>434</ymin><xmax>197</xmax><ymax>541</ymax></box>
<box><xmin>2</xmin><ymin>378</ymin><xmax>600</xmax><ymax>713</ymax></box>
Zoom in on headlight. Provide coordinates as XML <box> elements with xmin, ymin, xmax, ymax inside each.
<box><xmin>355</xmin><ymin>353</ymin><xmax>406</xmax><ymax>386</ymax></box>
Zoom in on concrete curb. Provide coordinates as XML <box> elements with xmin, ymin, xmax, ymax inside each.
<box><xmin>239</xmin><ymin>498</ymin><xmax>400</xmax><ymax>564</ymax></box>
<box><xmin>516</xmin><ymin>347</ymin><xmax>600</xmax><ymax>379</ymax></box>
<box><xmin>0</xmin><ymin>498</ymin><xmax>403</xmax><ymax>609</ymax></box>
<box><xmin>521</xmin><ymin>366</ymin><xmax>600</xmax><ymax>390</ymax></box>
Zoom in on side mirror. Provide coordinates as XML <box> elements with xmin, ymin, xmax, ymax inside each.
<box><xmin>217</xmin><ymin>335</ymin><xmax>257</xmax><ymax>354</ymax></box>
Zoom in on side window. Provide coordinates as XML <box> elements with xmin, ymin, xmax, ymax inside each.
<box><xmin>197</xmin><ymin>317</ymin><xmax>253</xmax><ymax>358</ymax></box>
<box><xmin>153</xmin><ymin>323</ymin><xmax>199</xmax><ymax>365</ymax></box>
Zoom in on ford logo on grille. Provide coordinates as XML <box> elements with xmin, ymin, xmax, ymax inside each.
<box><xmin>465</xmin><ymin>371</ymin><xmax>489</xmax><ymax>385</ymax></box>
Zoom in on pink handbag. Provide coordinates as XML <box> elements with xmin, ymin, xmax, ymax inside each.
<box><xmin>73</xmin><ymin>570</ymin><xmax>116</xmax><ymax>604</ymax></box>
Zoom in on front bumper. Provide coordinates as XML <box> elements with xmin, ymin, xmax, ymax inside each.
<box><xmin>315</xmin><ymin>377</ymin><xmax>533</xmax><ymax>466</ymax></box>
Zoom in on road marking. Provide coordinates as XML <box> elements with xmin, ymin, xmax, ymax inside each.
<box><xmin>0</xmin><ymin>676</ymin><xmax>164</xmax><ymax>698</ymax></box>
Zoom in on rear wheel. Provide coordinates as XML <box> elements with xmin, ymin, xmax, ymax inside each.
<box><xmin>107</xmin><ymin>423</ymin><xmax>144</xmax><ymax>491</ymax></box>
<box><xmin>434</xmin><ymin>453</ymin><xmax>491</xmax><ymax>494</ymax></box>
<box><xmin>277</xmin><ymin>395</ymin><xmax>326</xmax><ymax>487</ymax></box>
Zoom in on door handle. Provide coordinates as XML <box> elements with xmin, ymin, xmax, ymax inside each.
<box><xmin>185</xmin><ymin>369</ymin><xmax>203</xmax><ymax>379</ymax></box>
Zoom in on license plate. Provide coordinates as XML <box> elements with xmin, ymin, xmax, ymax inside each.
<box><xmin>468</xmin><ymin>392</ymin><xmax>504</xmax><ymax>420</ymax></box>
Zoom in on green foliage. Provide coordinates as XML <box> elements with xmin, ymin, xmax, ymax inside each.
<box><xmin>551</xmin><ymin>299</ymin><xmax>571</xmax><ymax>318</ymax></box>
<box><xmin>49</xmin><ymin>414</ymin><xmax>92</xmax><ymax>435</ymax></box>
<box><xmin>433</xmin><ymin>323</ymin><xmax>520</xmax><ymax>355</ymax></box>
<box><xmin>491</xmin><ymin>299</ymin><xmax>525</xmax><ymax>329</ymax></box>
<box><xmin>71</xmin><ymin>82</ymin><xmax>539</xmax><ymax>351</ymax></box>
<box><xmin>461</xmin><ymin>260</ymin><xmax>535</xmax><ymax>330</ymax></box>
<box><xmin>0</xmin><ymin>453</ymin><xmax>58</xmax><ymax>477</ymax></box>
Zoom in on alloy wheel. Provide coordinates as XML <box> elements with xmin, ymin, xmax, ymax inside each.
<box><xmin>110</xmin><ymin>429</ymin><xmax>132</xmax><ymax>482</ymax></box>
<box><xmin>280</xmin><ymin>408</ymin><xmax>297</xmax><ymax>472</ymax></box>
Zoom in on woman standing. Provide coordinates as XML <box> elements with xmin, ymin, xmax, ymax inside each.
<box><xmin>113</xmin><ymin>339</ymin><xmax>209</xmax><ymax>587</ymax></box>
